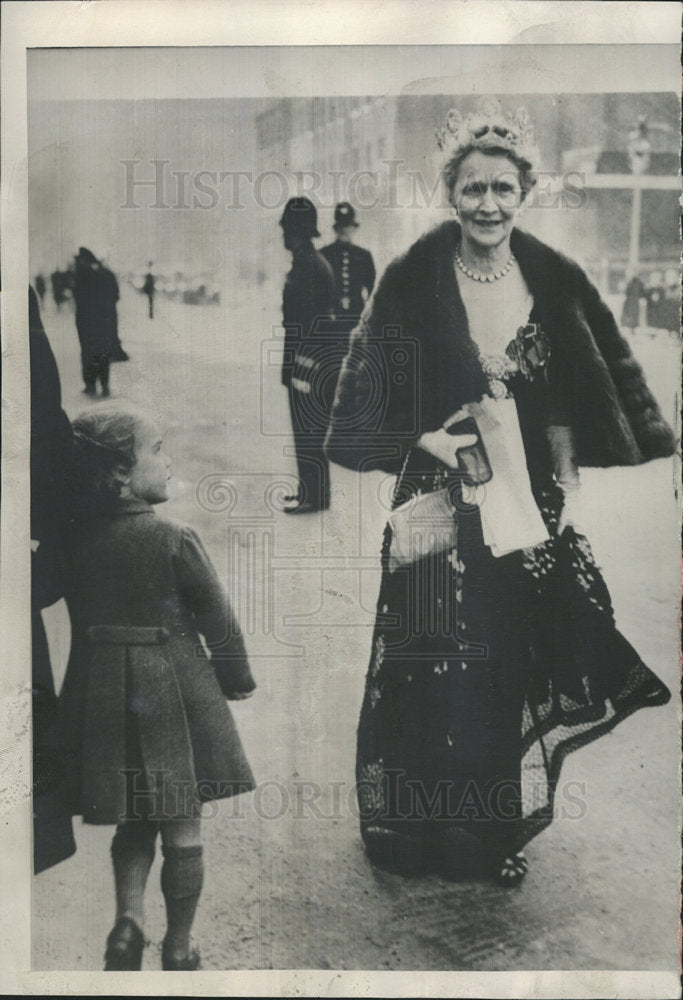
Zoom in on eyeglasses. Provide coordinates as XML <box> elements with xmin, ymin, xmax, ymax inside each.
<box><xmin>457</xmin><ymin>179</ymin><xmax>522</xmax><ymax>209</ymax></box>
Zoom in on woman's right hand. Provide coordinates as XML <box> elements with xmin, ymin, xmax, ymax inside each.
<box><xmin>417</xmin><ymin>427</ymin><xmax>478</xmax><ymax>468</ymax></box>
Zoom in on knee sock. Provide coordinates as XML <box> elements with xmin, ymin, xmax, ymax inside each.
<box><xmin>160</xmin><ymin>844</ymin><xmax>204</xmax><ymax>957</ymax></box>
<box><xmin>110</xmin><ymin>820</ymin><xmax>158</xmax><ymax>929</ymax></box>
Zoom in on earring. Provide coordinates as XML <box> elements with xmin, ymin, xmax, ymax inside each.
<box><xmin>449</xmin><ymin>203</ymin><xmax>459</xmax><ymax>218</ymax></box>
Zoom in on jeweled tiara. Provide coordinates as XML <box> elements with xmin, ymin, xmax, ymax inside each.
<box><xmin>436</xmin><ymin>97</ymin><xmax>539</xmax><ymax>166</ymax></box>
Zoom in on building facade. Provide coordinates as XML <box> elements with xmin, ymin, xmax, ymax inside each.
<box><xmin>256</xmin><ymin>92</ymin><xmax>679</xmax><ymax>293</ymax></box>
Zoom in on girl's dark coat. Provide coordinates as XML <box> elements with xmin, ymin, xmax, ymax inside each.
<box><xmin>54</xmin><ymin>498</ymin><xmax>256</xmax><ymax>824</ymax></box>
<box><xmin>325</xmin><ymin>221</ymin><xmax>675</xmax><ymax>473</ymax></box>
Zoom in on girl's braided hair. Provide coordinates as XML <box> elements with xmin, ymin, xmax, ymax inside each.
<box><xmin>71</xmin><ymin>404</ymin><xmax>146</xmax><ymax>516</ymax></box>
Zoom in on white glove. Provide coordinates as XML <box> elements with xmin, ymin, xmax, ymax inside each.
<box><xmin>418</xmin><ymin>413</ymin><xmax>477</xmax><ymax>469</ymax></box>
<box><xmin>556</xmin><ymin>488</ymin><xmax>585</xmax><ymax>536</ymax></box>
<box><xmin>546</xmin><ymin>424</ymin><xmax>585</xmax><ymax>535</ymax></box>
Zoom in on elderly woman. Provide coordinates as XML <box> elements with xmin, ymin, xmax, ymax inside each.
<box><xmin>325</xmin><ymin>99</ymin><xmax>674</xmax><ymax>884</ymax></box>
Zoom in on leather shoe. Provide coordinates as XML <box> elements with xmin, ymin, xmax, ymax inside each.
<box><xmin>104</xmin><ymin>916</ymin><xmax>145</xmax><ymax>971</ymax></box>
<box><xmin>162</xmin><ymin>944</ymin><xmax>201</xmax><ymax>971</ymax></box>
<box><xmin>283</xmin><ymin>500</ymin><xmax>328</xmax><ymax>514</ymax></box>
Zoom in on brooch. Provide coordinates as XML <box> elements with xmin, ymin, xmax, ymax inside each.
<box><xmin>506</xmin><ymin>323</ymin><xmax>550</xmax><ymax>380</ymax></box>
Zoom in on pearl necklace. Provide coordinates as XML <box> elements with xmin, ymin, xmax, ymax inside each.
<box><xmin>454</xmin><ymin>247</ymin><xmax>516</xmax><ymax>282</ymax></box>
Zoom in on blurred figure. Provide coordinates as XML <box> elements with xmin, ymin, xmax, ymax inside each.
<box><xmin>30</xmin><ymin>284</ymin><xmax>73</xmax><ymax>690</ymax></box>
<box><xmin>662</xmin><ymin>268</ymin><xmax>680</xmax><ymax>334</ymax></box>
<box><xmin>645</xmin><ymin>271</ymin><xmax>664</xmax><ymax>332</ymax></box>
<box><xmin>73</xmin><ymin>247</ymin><xmax>127</xmax><ymax>396</ymax></box>
<box><xmin>627</xmin><ymin>116</ymin><xmax>651</xmax><ymax>175</ymax></box>
<box><xmin>101</xmin><ymin>261</ymin><xmax>130</xmax><ymax>362</ymax></box>
<box><xmin>35</xmin><ymin>273</ymin><xmax>47</xmax><ymax>306</ymax></box>
<box><xmin>320</xmin><ymin>202</ymin><xmax>376</xmax><ymax>337</ymax></box>
<box><xmin>29</xmin><ymin>284</ymin><xmax>77</xmax><ymax>873</ymax></box>
<box><xmin>620</xmin><ymin>269</ymin><xmax>645</xmax><ymax>335</ymax></box>
<box><xmin>50</xmin><ymin>268</ymin><xmax>69</xmax><ymax>309</ymax></box>
<box><xmin>142</xmin><ymin>263</ymin><xmax>155</xmax><ymax>319</ymax></box>
<box><xmin>279</xmin><ymin>197</ymin><xmax>335</xmax><ymax>513</ymax></box>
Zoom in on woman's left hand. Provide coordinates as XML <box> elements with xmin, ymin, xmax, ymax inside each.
<box><xmin>557</xmin><ymin>490</ymin><xmax>585</xmax><ymax>536</ymax></box>
<box><xmin>547</xmin><ymin>424</ymin><xmax>585</xmax><ymax>536</ymax></box>
<box><xmin>227</xmin><ymin>690</ymin><xmax>255</xmax><ymax>701</ymax></box>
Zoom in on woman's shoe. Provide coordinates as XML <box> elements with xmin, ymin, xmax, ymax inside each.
<box><xmin>495</xmin><ymin>850</ymin><xmax>529</xmax><ymax>887</ymax></box>
<box><xmin>103</xmin><ymin>916</ymin><xmax>145</xmax><ymax>971</ymax></box>
<box><xmin>161</xmin><ymin>944</ymin><xmax>201</xmax><ymax>971</ymax></box>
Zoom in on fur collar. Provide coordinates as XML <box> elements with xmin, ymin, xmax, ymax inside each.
<box><xmin>329</xmin><ymin>220</ymin><xmax>675</xmax><ymax>469</ymax></box>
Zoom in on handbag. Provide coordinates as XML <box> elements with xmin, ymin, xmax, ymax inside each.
<box><xmin>443</xmin><ymin>415</ymin><xmax>493</xmax><ymax>484</ymax></box>
<box><xmin>387</xmin><ymin>487</ymin><xmax>456</xmax><ymax>571</ymax></box>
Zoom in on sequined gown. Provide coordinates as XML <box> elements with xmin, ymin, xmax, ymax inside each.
<box><xmin>355</xmin><ymin>334</ymin><xmax>670</xmax><ymax>868</ymax></box>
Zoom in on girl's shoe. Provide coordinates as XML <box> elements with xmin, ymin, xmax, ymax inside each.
<box><xmin>495</xmin><ymin>850</ymin><xmax>529</xmax><ymax>886</ymax></box>
<box><xmin>161</xmin><ymin>944</ymin><xmax>201</xmax><ymax>971</ymax></box>
<box><xmin>104</xmin><ymin>917</ymin><xmax>145</xmax><ymax>971</ymax></box>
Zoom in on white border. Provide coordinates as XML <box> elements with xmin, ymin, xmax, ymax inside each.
<box><xmin>1</xmin><ymin>2</ymin><xmax>681</xmax><ymax>997</ymax></box>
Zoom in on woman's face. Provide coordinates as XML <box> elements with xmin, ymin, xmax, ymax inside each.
<box><xmin>129</xmin><ymin>421</ymin><xmax>171</xmax><ymax>504</ymax></box>
<box><xmin>450</xmin><ymin>150</ymin><xmax>523</xmax><ymax>254</ymax></box>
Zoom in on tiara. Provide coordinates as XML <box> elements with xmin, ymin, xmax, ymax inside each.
<box><xmin>436</xmin><ymin>97</ymin><xmax>539</xmax><ymax>166</ymax></box>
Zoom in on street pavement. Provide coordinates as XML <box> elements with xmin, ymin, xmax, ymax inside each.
<box><xmin>32</xmin><ymin>282</ymin><xmax>680</xmax><ymax>972</ymax></box>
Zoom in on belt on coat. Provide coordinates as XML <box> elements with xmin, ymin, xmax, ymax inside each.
<box><xmin>82</xmin><ymin>625</ymin><xmax>197</xmax><ymax>822</ymax></box>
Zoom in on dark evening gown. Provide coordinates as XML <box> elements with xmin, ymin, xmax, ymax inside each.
<box><xmin>355</xmin><ymin>339</ymin><xmax>670</xmax><ymax>871</ymax></box>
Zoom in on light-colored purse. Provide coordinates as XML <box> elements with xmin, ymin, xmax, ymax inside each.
<box><xmin>387</xmin><ymin>488</ymin><xmax>457</xmax><ymax>572</ymax></box>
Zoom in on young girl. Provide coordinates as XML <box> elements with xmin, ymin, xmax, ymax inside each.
<box><xmin>54</xmin><ymin>403</ymin><xmax>256</xmax><ymax>971</ymax></box>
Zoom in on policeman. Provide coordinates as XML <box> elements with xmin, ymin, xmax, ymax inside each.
<box><xmin>320</xmin><ymin>202</ymin><xmax>376</xmax><ymax>337</ymax></box>
<box><xmin>279</xmin><ymin>197</ymin><xmax>336</xmax><ymax>513</ymax></box>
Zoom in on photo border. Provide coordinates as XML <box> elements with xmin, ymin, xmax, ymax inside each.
<box><xmin>1</xmin><ymin>2</ymin><xmax>680</xmax><ymax>996</ymax></box>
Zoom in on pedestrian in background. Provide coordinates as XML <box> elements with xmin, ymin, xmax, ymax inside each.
<box><xmin>645</xmin><ymin>271</ymin><xmax>665</xmax><ymax>332</ymax></box>
<box><xmin>142</xmin><ymin>264</ymin><xmax>156</xmax><ymax>319</ymax></box>
<box><xmin>321</xmin><ymin>201</ymin><xmax>376</xmax><ymax>337</ymax></box>
<box><xmin>73</xmin><ymin>247</ymin><xmax>127</xmax><ymax>396</ymax></box>
<box><xmin>620</xmin><ymin>269</ymin><xmax>645</xmax><ymax>335</ymax></box>
<box><xmin>662</xmin><ymin>267</ymin><xmax>680</xmax><ymax>334</ymax></box>
<box><xmin>50</xmin><ymin>403</ymin><xmax>256</xmax><ymax>971</ymax></box>
<box><xmin>279</xmin><ymin>197</ymin><xmax>336</xmax><ymax>514</ymax></box>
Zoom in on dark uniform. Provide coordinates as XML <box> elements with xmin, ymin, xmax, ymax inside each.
<box><xmin>320</xmin><ymin>237</ymin><xmax>376</xmax><ymax>336</ymax></box>
<box><xmin>320</xmin><ymin>204</ymin><xmax>376</xmax><ymax>438</ymax></box>
<box><xmin>280</xmin><ymin>198</ymin><xmax>336</xmax><ymax>512</ymax></box>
